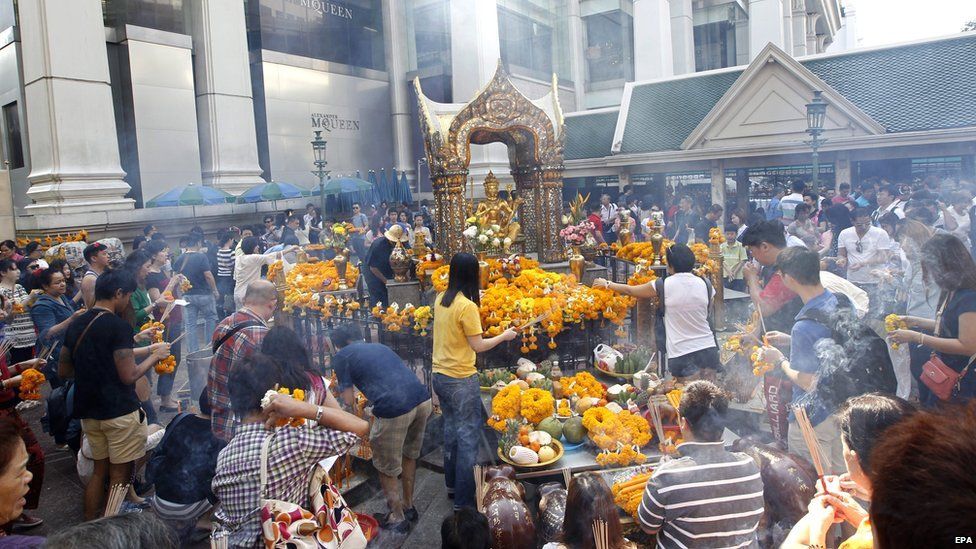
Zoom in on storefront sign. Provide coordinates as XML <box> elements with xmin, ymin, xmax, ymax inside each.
<box><xmin>298</xmin><ymin>0</ymin><xmax>353</xmax><ymax>20</ymax></box>
<box><xmin>311</xmin><ymin>111</ymin><xmax>361</xmax><ymax>134</ymax></box>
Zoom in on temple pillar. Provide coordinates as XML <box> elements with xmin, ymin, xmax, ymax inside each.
<box><xmin>782</xmin><ymin>0</ymin><xmax>794</xmax><ymax>55</ymax></box>
<box><xmin>792</xmin><ymin>0</ymin><xmax>809</xmax><ymax>56</ymax></box>
<box><xmin>749</xmin><ymin>0</ymin><xmax>785</xmax><ymax>59</ymax></box>
<box><xmin>189</xmin><ymin>0</ymin><xmax>264</xmax><ymax>194</ymax></box>
<box><xmin>670</xmin><ymin>0</ymin><xmax>695</xmax><ymax>74</ymax></box>
<box><xmin>539</xmin><ymin>165</ymin><xmax>565</xmax><ymax>263</ymax></box>
<box><xmin>433</xmin><ymin>170</ymin><xmax>468</xmax><ymax>258</ymax></box>
<box><xmin>19</xmin><ymin>0</ymin><xmax>134</xmax><ymax>214</ymax></box>
<box><xmin>711</xmin><ymin>160</ymin><xmax>726</xmax><ymax>231</ymax></box>
<box><xmin>634</xmin><ymin>0</ymin><xmax>675</xmax><ymax>80</ymax></box>
<box><xmin>512</xmin><ymin>166</ymin><xmax>541</xmax><ymax>254</ymax></box>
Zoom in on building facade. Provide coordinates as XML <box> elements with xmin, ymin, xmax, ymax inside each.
<box><xmin>0</xmin><ymin>0</ymin><xmax>847</xmax><ymax>238</ymax></box>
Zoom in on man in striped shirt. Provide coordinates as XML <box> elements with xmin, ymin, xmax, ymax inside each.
<box><xmin>639</xmin><ymin>381</ymin><xmax>764</xmax><ymax>548</ymax></box>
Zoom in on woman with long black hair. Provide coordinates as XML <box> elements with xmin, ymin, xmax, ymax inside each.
<box><xmin>890</xmin><ymin>233</ymin><xmax>976</xmax><ymax>404</ymax></box>
<box><xmin>431</xmin><ymin>253</ymin><xmax>516</xmax><ymax>510</ymax></box>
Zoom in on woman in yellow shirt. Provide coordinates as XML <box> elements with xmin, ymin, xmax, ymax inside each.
<box><xmin>782</xmin><ymin>393</ymin><xmax>915</xmax><ymax>549</ymax></box>
<box><xmin>432</xmin><ymin>253</ymin><xmax>516</xmax><ymax>510</ymax></box>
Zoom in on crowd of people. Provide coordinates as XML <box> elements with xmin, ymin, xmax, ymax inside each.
<box><xmin>0</xmin><ymin>171</ymin><xmax>973</xmax><ymax>548</ymax></box>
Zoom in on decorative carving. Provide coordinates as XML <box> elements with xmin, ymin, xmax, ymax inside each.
<box><xmin>414</xmin><ymin>62</ymin><xmax>565</xmax><ymax>263</ymax></box>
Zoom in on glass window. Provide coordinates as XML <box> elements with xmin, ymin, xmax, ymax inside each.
<box><xmin>2</xmin><ymin>102</ymin><xmax>24</xmax><ymax>170</ymax></box>
<box><xmin>498</xmin><ymin>6</ymin><xmax>553</xmax><ymax>75</ymax></box>
<box><xmin>583</xmin><ymin>10</ymin><xmax>633</xmax><ymax>83</ymax></box>
<box><xmin>103</xmin><ymin>0</ymin><xmax>186</xmax><ymax>34</ymax></box>
<box><xmin>249</xmin><ymin>0</ymin><xmax>385</xmax><ymax>71</ymax></box>
<box><xmin>413</xmin><ymin>0</ymin><xmax>451</xmax><ymax>71</ymax></box>
<box><xmin>694</xmin><ymin>21</ymin><xmax>737</xmax><ymax>71</ymax></box>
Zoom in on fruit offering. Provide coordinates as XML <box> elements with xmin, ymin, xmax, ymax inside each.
<box><xmin>18</xmin><ymin>368</ymin><xmax>45</xmax><ymax>400</ymax></box>
<box><xmin>478</xmin><ymin>368</ymin><xmax>514</xmax><ymax>388</ymax></box>
<box><xmin>502</xmin><ymin>423</ymin><xmax>560</xmax><ymax>466</ymax></box>
<box><xmin>884</xmin><ymin>314</ymin><xmax>908</xmax><ymax>349</ymax></box>
<box><xmin>612</xmin><ymin>348</ymin><xmax>652</xmax><ymax>376</ymax></box>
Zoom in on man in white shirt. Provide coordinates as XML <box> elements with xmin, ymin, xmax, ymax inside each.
<box><xmin>872</xmin><ymin>185</ymin><xmax>904</xmax><ymax>223</ymax></box>
<box><xmin>779</xmin><ymin>180</ymin><xmax>806</xmax><ymax>223</ymax></box>
<box><xmin>599</xmin><ymin>194</ymin><xmax>619</xmax><ymax>243</ymax></box>
<box><xmin>837</xmin><ymin>208</ymin><xmax>891</xmax><ymax>320</ymax></box>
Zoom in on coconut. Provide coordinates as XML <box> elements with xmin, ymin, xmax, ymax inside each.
<box><xmin>528</xmin><ymin>430</ymin><xmax>553</xmax><ymax>446</ymax></box>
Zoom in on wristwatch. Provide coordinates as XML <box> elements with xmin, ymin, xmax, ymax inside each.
<box><xmin>314</xmin><ymin>405</ymin><xmax>324</xmax><ymax>423</ymax></box>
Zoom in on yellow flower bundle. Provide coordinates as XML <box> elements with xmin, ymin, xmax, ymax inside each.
<box><xmin>413</xmin><ymin>305</ymin><xmax>432</xmax><ymax>335</ymax></box>
<box><xmin>628</xmin><ymin>260</ymin><xmax>657</xmax><ymax>286</ymax></box>
<box><xmin>19</xmin><ymin>368</ymin><xmax>45</xmax><ymax>400</ymax></box>
<box><xmin>708</xmin><ymin>227</ymin><xmax>725</xmax><ymax>245</ymax></box>
<box><xmin>613</xmin><ymin>472</ymin><xmax>653</xmax><ymax>519</ymax></box>
<box><xmin>583</xmin><ymin>407</ymin><xmax>650</xmax><ymax>466</ymax></box>
<box><xmin>275</xmin><ymin>387</ymin><xmax>307</xmax><ymax>428</ymax></box>
<box><xmin>282</xmin><ymin>261</ymin><xmax>360</xmax><ymax>312</ymax></box>
<box><xmin>140</xmin><ymin>320</ymin><xmax>177</xmax><ymax>375</ymax></box>
<box><xmin>267</xmin><ymin>260</ymin><xmax>284</xmax><ymax>283</ymax></box>
<box><xmin>616</xmin><ymin>241</ymin><xmax>673</xmax><ymax>262</ymax></box>
<box><xmin>371</xmin><ymin>303</ymin><xmax>416</xmax><ymax>332</ymax></box>
<box><xmin>885</xmin><ymin>314</ymin><xmax>908</xmax><ymax>349</ymax></box>
<box><xmin>560</xmin><ymin>371</ymin><xmax>604</xmax><ymax>400</ymax></box>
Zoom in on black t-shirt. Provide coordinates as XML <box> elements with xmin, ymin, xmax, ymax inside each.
<box><xmin>332</xmin><ymin>342</ymin><xmax>429</xmax><ymax>418</ymax></box>
<box><xmin>173</xmin><ymin>251</ymin><xmax>211</xmax><ymax>295</ymax></box>
<box><xmin>146</xmin><ymin>271</ymin><xmax>167</xmax><ymax>292</ymax></box>
<box><xmin>364</xmin><ymin>238</ymin><xmax>394</xmax><ymax>280</ymax></box>
<box><xmin>937</xmin><ymin>289</ymin><xmax>976</xmax><ymax>373</ymax></box>
<box><xmin>153</xmin><ymin>414</ymin><xmax>226</xmax><ymax>504</ymax></box>
<box><xmin>64</xmin><ymin>309</ymin><xmax>137</xmax><ymax>420</ymax></box>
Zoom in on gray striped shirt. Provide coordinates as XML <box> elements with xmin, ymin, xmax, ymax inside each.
<box><xmin>638</xmin><ymin>441</ymin><xmax>764</xmax><ymax>549</ymax></box>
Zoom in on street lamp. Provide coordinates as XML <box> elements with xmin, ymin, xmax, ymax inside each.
<box><xmin>310</xmin><ymin>130</ymin><xmax>329</xmax><ymax>215</ymax></box>
<box><xmin>805</xmin><ymin>90</ymin><xmax>828</xmax><ymax>196</ymax></box>
<box><xmin>416</xmin><ymin>157</ymin><xmax>428</xmax><ymax>194</ymax></box>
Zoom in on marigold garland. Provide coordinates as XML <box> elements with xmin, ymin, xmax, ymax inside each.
<box><xmin>560</xmin><ymin>371</ymin><xmax>604</xmax><ymax>400</ymax></box>
<box><xmin>885</xmin><ymin>314</ymin><xmax>907</xmax><ymax>349</ymax></box>
<box><xmin>282</xmin><ymin>261</ymin><xmax>360</xmax><ymax>312</ymax></box>
<box><xmin>140</xmin><ymin>320</ymin><xmax>176</xmax><ymax>375</ymax></box>
<box><xmin>519</xmin><ymin>388</ymin><xmax>555</xmax><ymax>425</ymax></box>
<box><xmin>19</xmin><ymin>368</ymin><xmax>45</xmax><ymax>400</ymax></box>
<box><xmin>708</xmin><ymin>227</ymin><xmax>726</xmax><ymax>245</ymax></box>
<box><xmin>583</xmin><ymin>407</ymin><xmax>651</xmax><ymax>466</ymax></box>
<box><xmin>488</xmin><ymin>385</ymin><xmax>522</xmax><ymax>431</ymax></box>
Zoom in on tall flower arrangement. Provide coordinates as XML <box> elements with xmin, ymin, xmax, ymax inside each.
<box><xmin>463</xmin><ymin>217</ymin><xmax>510</xmax><ymax>254</ymax></box>
<box><xmin>559</xmin><ymin>220</ymin><xmax>596</xmax><ymax>247</ymax></box>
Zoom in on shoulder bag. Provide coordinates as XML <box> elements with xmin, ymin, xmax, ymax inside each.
<box><xmin>922</xmin><ymin>292</ymin><xmax>976</xmax><ymax>401</ymax></box>
<box><xmin>258</xmin><ymin>433</ymin><xmax>367</xmax><ymax>549</ymax></box>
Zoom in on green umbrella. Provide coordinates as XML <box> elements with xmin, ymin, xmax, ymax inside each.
<box><xmin>145</xmin><ymin>182</ymin><xmax>235</xmax><ymax>207</ymax></box>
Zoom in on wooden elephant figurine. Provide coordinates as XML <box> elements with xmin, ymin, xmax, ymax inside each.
<box><xmin>482</xmin><ymin>465</ymin><xmax>536</xmax><ymax>549</ymax></box>
<box><xmin>537</xmin><ymin>482</ymin><xmax>567</xmax><ymax>544</ymax></box>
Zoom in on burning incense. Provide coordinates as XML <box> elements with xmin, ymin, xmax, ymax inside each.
<box><xmin>474</xmin><ymin>465</ymin><xmax>485</xmax><ymax>513</ymax></box>
<box><xmin>591</xmin><ymin>519</ymin><xmax>609</xmax><ymax>549</ymax></box>
<box><xmin>795</xmin><ymin>406</ymin><xmax>830</xmax><ymax>494</ymax></box>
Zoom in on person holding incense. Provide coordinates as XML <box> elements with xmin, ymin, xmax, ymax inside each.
<box><xmin>637</xmin><ymin>381</ymin><xmax>764</xmax><ymax>547</ymax></box>
<box><xmin>758</xmin><ymin>247</ymin><xmax>846</xmax><ymax>470</ymax></box>
<box><xmin>782</xmin><ymin>393</ymin><xmax>916</xmax><ymax>549</ymax></box>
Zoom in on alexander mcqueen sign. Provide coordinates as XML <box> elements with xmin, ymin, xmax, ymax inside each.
<box><xmin>311</xmin><ymin>112</ymin><xmax>360</xmax><ymax>133</ymax></box>
<box><xmin>300</xmin><ymin>0</ymin><xmax>353</xmax><ymax>20</ymax></box>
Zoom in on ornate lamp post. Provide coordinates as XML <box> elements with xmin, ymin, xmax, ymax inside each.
<box><xmin>805</xmin><ymin>90</ymin><xmax>828</xmax><ymax>196</ymax></box>
<box><xmin>310</xmin><ymin>130</ymin><xmax>329</xmax><ymax>215</ymax></box>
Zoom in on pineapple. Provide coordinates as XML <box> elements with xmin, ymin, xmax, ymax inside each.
<box><xmin>499</xmin><ymin>419</ymin><xmax>521</xmax><ymax>456</ymax></box>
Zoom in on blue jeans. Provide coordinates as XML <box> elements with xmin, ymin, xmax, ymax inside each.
<box><xmin>183</xmin><ymin>294</ymin><xmax>218</xmax><ymax>354</ymax></box>
<box><xmin>432</xmin><ymin>373</ymin><xmax>483</xmax><ymax>510</ymax></box>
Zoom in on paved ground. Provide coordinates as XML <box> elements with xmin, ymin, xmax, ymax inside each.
<box><xmin>16</xmin><ymin>345</ymin><xmax>456</xmax><ymax>548</ymax></box>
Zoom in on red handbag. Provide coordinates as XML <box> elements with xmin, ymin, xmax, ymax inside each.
<box><xmin>922</xmin><ymin>292</ymin><xmax>975</xmax><ymax>401</ymax></box>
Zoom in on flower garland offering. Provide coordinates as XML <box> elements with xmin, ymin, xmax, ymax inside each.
<box><xmin>412</xmin><ymin>306</ymin><xmax>432</xmax><ymax>335</ymax></box>
<box><xmin>18</xmin><ymin>229</ymin><xmax>88</xmax><ymax>248</ymax></box>
<box><xmin>582</xmin><ymin>407</ymin><xmax>651</xmax><ymax>466</ymax></box>
<box><xmin>267</xmin><ymin>260</ymin><xmax>284</xmax><ymax>283</ymax></box>
<box><xmin>520</xmin><ymin>388</ymin><xmax>555</xmax><ymax>425</ymax></box>
<box><xmin>180</xmin><ymin>278</ymin><xmax>193</xmax><ymax>292</ymax></box>
<box><xmin>627</xmin><ymin>260</ymin><xmax>656</xmax><ymax>286</ymax></box>
<box><xmin>19</xmin><ymin>369</ymin><xmax>45</xmax><ymax>400</ymax></box>
<box><xmin>488</xmin><ymin>385</ymin><xmax>522</xmax><ymax>431</ymax></box>
<box><xmin>616</xmin><ymin>241</ymin><xmax>672</xmax><ymax>263</ymax></box>
<box><xmin>884</xmin><ymin>314</ymin><xmax>908</xmax><ymax>349</ymax></box>
<box><xmin>415</xmin><ymin>253</ymin><xmax>444</xmax><ymax>278</ymax></box>
<box><xmin>751</xmin><ymin>344</ymin><xmax>774</xmax><ymax>376</ymax></box>
<box><xmin>708</xmin><ymin>227</ymin><xmax>725</xmax><ymax>245</ymax></box>
<box><xmin>371</xmin><ymin>303</ymin><xmax>416</xmax><ymax>332</ymax></box>
<box><xmin>560</xmin><ymin>371</ymin><xmax>605</xmax><ymax>400</ymax></box>
<box><xmin>282</xmin><ymin>261</ymin><xmax>360</xmax><ymax>312</ymax></box>
<box><xmin>260</xmin><ymin>387</ymin><xmax>307</xmax><ymax>428</ymax></box>
<box><xmin>140</xmin><ymin>320</ymin><xmax>176</xmax><ymax>375</ymax></box>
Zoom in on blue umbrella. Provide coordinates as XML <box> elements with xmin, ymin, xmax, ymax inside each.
<box><xmin>398</xmin><ymin>170</ymin><xmax>413</xmax><ymax>206</ymax></box>
<box><xmin>236</xmin><ymin>181</ymin><xmax>311</xmax><ymax>203</ymax></box>
<box><xmin>367</xmin><ymin>170</ymin><xmax>380</xmax><ymax>205</ymax></box>
<box><xmin>320</xmin><ymin>176</ymin><xmax>376</xmax><ymax>213</ymax></box>
<box><xmin>145</xmin><ymin>182</ymin><xmax>234</xmax><ymax>207</ymax></box>
<box><xmin>378</xmin><ymin>169</ymin><xmax>391</xmax><ymax>203</ymax></box>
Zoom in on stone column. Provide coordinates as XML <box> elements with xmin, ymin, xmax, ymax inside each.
<box><xmin>806</xmin><ymin>13</ymin><xmax>819</xmax><ymax>54</ymax></box>
<box><xmin>539</xmin><ymin>165</ymin><xmax>565</xmax><ymax>263</ymax></box>
<box><xmin>792</xmin><ymin>0</ymin><xmax>808</xmax><ymax>56</ymax></box>
<box><xmin>566</xmin><ymin>0</ymin><xmax>587</xmax><ymax>110</ymax></box>
<box><xmin>433</xmin><ymin>170</ymin><xmax>468</xmax><ymax>258</ymax></box>
<box><xmin>670</xmin><ymin>0</ymin><xmax>695</xmax><ymax>74</ymax></box>
<box><xmin>512</xmin><ymin>166</ymin><xmax>540</xmax><ymax>254</ymax></box>
<box><xmin>735</xmin><ymin>168</ymin><xmax>750</xmax><ymax>209</ymax></box>
<box><xmin>749</xmin><ymin>0</ymin><xmax>785</xmax><ymax>59</ymax></box>
<box><xmin>189</xmin><ymin>0</ymin><xmax>264</xmax><ymax>195</ymax></box>
<box><xmin>782</xmin><ymin>0</ymin><xmax>794</xmax><ymax>55</ymax></box>
<box><xmin>835</xmin><ymin>151</ymin><xmax>851</xmax><ymax>192</ymax></box>
<box><xmin>450</xmin><ymin>0</ymin><xmax>508</xmax><ymax>184</ymax></box>
<box><xmin>634</xmin><ymin>0</ymin><xmax>675</xmax><ymax>80</ymax></box>
<box><xmin>19</xmin><ymin>0</ymin><xmax>134</xmax><ymax>214</ymax></box>
<box><xmin>383</xmin><ymin>0</ymin><xmax>416</xmax><ymax>189</ymax></box>
<box><xmin>710</xmin><ymin>160</ymin><xmax>725</xmax><ymax>230</ymax></box>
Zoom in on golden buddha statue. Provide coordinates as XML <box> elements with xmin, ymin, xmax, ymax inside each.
<box><xmin>473</xmin><ymin>172</ymin><xmax>523</xmax><ymax>250</ymax></box>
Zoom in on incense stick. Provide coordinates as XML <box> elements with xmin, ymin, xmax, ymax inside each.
<box><xmin>168</xmin><ymin>331</ymin><xmax>188</xmax><ymax>346</ymax></box>
<box><xmin>103</xmin><ymin>483</ymin><xmax>129</xmax><ymax>517</ymax></box>
<box><xmin>591</xmin><ymin>519</ymin><xmax>609</xmax><ymax>549</ymax></box>
<box><xmin>562</xmin><ymin>467</ymin><xmax>572</xmax><ymax>488</ymax></box>
<box><xmin>473</xmin><ymin>465</ymin><xmax>485</xmax><ymax>513</ymax></box>
<box><xmin>795</xmin><ymin>406</ymin><xmax>829</xmax><ymax>494</ymax></box>
<box><xmin>159</xmin><ymin>301</ymin><xmax>176</xmax><ymax>324</ymax></box>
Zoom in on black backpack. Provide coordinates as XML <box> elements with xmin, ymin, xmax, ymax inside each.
<box><xmin>794</xmin><ymin>293</ymin><xmax>896</xmax><ymax>412</ymax></box>
<box><xmin>44</xmin><ymin>380</ymin><xmax>81</xmax><ymax>450</ymax></box>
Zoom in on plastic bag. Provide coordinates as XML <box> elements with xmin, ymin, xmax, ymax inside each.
<box><xmin>888</xmin><ymin>343</ymin><xmax>912</xmax><ymax>399</ymax></box>
<box><xmin>593</xmin><ymin>344</ymin><xmax>623</xmax><ymax>373</ymax></box>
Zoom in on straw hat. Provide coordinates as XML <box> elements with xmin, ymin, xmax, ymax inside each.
<box><xmin>383</xmin><ymin>223</ymin><xmax>410</xmax><ymax>243</ymax></box>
